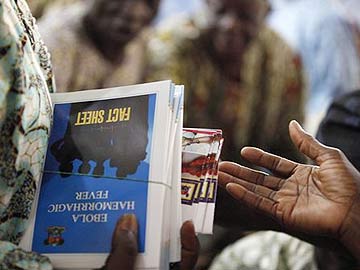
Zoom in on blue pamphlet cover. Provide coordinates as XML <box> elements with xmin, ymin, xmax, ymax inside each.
<box><xmin>32</xmin><ymin>94</ymin><xmax>156</xmax><ymax>254</ymax></box>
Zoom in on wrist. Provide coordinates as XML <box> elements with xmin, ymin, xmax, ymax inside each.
<box><xmin>339</xmin><ymin>196</ymin><xmax>360</xmax><ymax>262</ymax></box>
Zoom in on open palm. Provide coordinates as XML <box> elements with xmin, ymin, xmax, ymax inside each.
<box><xmin>219</xmin><ymin>121</ymin><xmax>360</xmax><ymax>238</ymax></box>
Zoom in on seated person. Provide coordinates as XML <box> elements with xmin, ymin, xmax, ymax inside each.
<box><xmin>38</xmin><ymin>0</ymin><xmax>159</xmax><ymax>92</ymax></box>
<box><xmin>146</xmin><ymin>0</ymin><xmax>305</xmax><ymax>164</ymax></box>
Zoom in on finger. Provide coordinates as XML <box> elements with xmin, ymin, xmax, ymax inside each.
<box><xmin>289</xmin><ymin>120</ymin><xmax>335</xmax><ymax>165</ymax></box>
<box><xmin>105</xmin><ymin>214</ymin><xmax>138</xmax><ymax>270</ymax></box>
<box><xmin>226</xmin><ymin>183</ymin><xmax>278</xmax><ymax>220</ymax></box>
<box><xmin>224</xmin><ymin>175</ymin><xmax>278</xmax><ymax>201</ymax></box>
<box><xmin>219</xmin><ymin>161</ymin><xmax>267</xmax><ymax>187</ymax></box>
<box><xmin>219</xmin><ymin>170</ymin><xmax>285</xmax><ymax>192</ymax></box>
<box><xmin>180</xmin><ymin>220</ymin><xmax>199</xmax><ymax>270</ymax></box>
<box><xmin>219</xmin><ymin>162</ymin><xmax>285</xmax><ymax>190</ymax></box>
<box><xmin>240</xmin><ymin>147</ymin><xmax>298</xmax><ymax>177</ymax></box>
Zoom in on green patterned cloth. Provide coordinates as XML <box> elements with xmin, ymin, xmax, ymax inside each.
<box><xmin>0</xmin><ymin>0</ymin><xmax>54</xmax><ymax>268</ymax></box>
<box><xmin>209</xmin><ymin>231</ymin><xmax>317</xmax><ymax>270</ymax></box>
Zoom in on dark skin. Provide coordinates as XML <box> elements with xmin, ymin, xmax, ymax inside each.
<box><xmin>103</xmin><ymin>122</ymin><xmax>360</xmax><ymax>268</ymax></box>
<box><xmin>103</xmin><ymin>214</ymin><xmax>199</xmax><ymax>270</ymax></box>
<box><xmin>218</xmin><ymin>120</ymin><xmax>360</xmax><ymax>262</ymax></box>
<box><xmin>205</xmin><ymin>0</ymin><xmax>269</xmax><ymax>81</ymax></box>
<box><xmin>83</xmin><ymin>0</ymin><xmax>158</xmax><ymax>63</ymax></box>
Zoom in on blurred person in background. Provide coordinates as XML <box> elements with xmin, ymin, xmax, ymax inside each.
<box><xmin>147</xmin><ymin>0</ymin><xmax>305</xmax><ymax>165</ymax></box>
<box><xmin>209</xmin><ymin>1</ymin><xmax>360</xmax><ymax>266</ymax></box>
<box><xmin>146</xmin><ymin>0</ymin><xmax>306</xmax><ymax>268</ymax></box>
<box><xmin>268</xmin><ymin>0</ymin><xmax>360</xmax><ymax>134</ymax></box>
<box><xmin>38</xmin><ymin>0</ymin><xmax>160</xmax><ymax>93</ymax></box>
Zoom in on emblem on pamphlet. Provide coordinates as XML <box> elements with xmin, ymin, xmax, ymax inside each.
<box><xmin>44</xmin><ymin>226</ymin><xmax>65</xmax><ymax>246</ymax></box>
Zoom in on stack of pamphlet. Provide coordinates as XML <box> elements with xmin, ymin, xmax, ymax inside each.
<box><xmin>20</xmin><ymin>81</ymin><xmax>223</xmax><ymax>270</ymax></box>
<box><xmin>181</xmin><ymin>129</ymin><xmax>224</xmax><ymax>234</ymax></box>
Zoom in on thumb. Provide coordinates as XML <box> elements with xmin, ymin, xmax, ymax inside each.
<box><xmin>289</xmin><ymin>120</ymin><xmax>332</xmax><ymax>165</ymax></box>
<box><xmin>105</xmin><ymin>214</ymin><xmax>138</xmax><ymax>270</ymax></box>
<box><xmin>180</xmin><ymin>221</ymin><xmax>199</xmax><ymax>270</ymax></box>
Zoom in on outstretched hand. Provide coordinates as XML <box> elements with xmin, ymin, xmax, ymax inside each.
<box><xmin>219</xmin><ymin>120</ymin><xmax>360</xmax><ymax>258</ymax></box>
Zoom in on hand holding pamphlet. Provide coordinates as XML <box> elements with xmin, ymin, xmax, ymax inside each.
<box><xmin>20</xmin><ymin>81</ymin><xmax>223</xmax><ymax>269</ymax></box>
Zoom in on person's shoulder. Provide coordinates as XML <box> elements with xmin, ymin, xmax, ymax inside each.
<box><xmin>258</xmin><ymin>26</ymin><xmax>296</xmax><ymax>55</ymax></box>
<box><xmin>243</xmin><ymin>25</ymin><xmax>300</xmax><ymax>71</ymax></box>
<box><xmin>258</xmin><ymin>25</ymin><xmax>303</xmax><ymax>71</ymax></box>
<box><xmin>243</xmin><ymin>25</ymin><xmax>305</xmax><ymax>100</ymax></box>
<box><xmin>37</xmin><ymin>1</ymin><xmax>89</xmax><ymax>42</ymax></box>
<box><xmin>147</xmin><ymin>15</ymin><xmax>204</xmax><ymax>64</ymax></box>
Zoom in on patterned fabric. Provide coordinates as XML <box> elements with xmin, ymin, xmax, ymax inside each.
<box><xmin>0</xmin><ymin>0</ymin><xmax>54</xmax><ymax>268</ymax></box>
<box><xmin>209</xmin><ymin>231</ymin><xmax>317</xmax><ymax>270</ymax></box>
<box><xmin>38</xmin><ymin>0</ymin><xmax>150</xmax><ymax>93</ymax></box>
<box><xmin>147</xmin><ymin>20</ymin><xmax>306</xmax><ymax>163</ymax></box>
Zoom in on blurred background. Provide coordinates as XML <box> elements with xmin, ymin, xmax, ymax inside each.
<box><xmin>156</xmin><ymin>0</ymin><xmax>203</xmax><ymax>23</ymax></box>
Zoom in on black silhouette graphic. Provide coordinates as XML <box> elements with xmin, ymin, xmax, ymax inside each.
<box><xmin>51</xmin><ymin>95</ymin><xmax>149</xmax><ymax>178</ymax></box>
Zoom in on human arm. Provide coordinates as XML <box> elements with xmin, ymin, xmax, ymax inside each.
<box><xmin>218</xmin><ymin>120</ymin><xmax>360</xmax><ymax>260</ymax></box>
<box><xmin>0</xmin><ymin>1</ymin><xmax>52</xmax><ymax>269</ymax></box>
